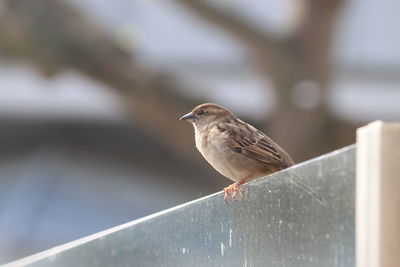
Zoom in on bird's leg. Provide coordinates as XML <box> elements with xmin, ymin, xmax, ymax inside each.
<box><xmin>223</xmin><ymin>184</ymin><xmax>237</xmax><ymax>203</ymax></box>
<box><xmin>224</xmin><ymin>177</ymin><xmax>251</xmax><ymax>202</ymax></box>
<box><xmin>223</xmin><ymin>187</ymin><xmax>231</xmax><ymax>203</ymax></box>
<box><xmin>232</xmin><ymin>177</ymin><xmax>250</xmax><ymax>199</ymax></box>
<box><xmin>231</xmin><ymin>183</ymin><xmax>242</xmax><ymax>200</ymax></box>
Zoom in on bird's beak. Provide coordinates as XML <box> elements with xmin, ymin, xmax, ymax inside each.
<box><xmin>180</xmin><ymin>112</ymin><xmax>195</xmax><ymax>122</ymax></box>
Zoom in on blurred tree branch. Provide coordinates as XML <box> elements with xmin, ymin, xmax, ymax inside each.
<box><xmin>176</xmin><ymin>0</ymin><xmax>356</xmax><ymax>161</ymax></box>
<box><xmin>0</xmin><ymin>0</ymin><xmax>227</xmax><ymax>185</ymax></box>
<box><xmin>0</xmin><ymin>0</ymin><xmax>199</xmax><ymax>158</ymax></box>
<box><xmin>0</xmin><ymin>0</ymin><xmax>358</xmax><ymax>166</ymax></box>
<box><xmin>175</xmin><ymin>0</ymin><xmax>279</xmax><ymax>50</ymax></box>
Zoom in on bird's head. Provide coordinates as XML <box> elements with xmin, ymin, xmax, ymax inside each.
<box><xmin>180</xmin><ymin>103</ymin><xmax>234</xmax><ymax>129</ymax></box>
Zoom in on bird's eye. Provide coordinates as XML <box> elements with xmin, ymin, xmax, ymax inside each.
<box><xmin>197</xmin><ymin>110</ymin><xmax>205</xmax><ymax>115</ymax></box>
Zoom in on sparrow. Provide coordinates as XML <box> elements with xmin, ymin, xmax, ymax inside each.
<box><xmin>180</xmin><ymin>103</ymin><xmax>295</xmax><ymax>202</ymax></box>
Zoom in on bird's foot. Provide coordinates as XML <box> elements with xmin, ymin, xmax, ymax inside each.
<box><xmin>223</xmin><ymin>182</ymin><xmax>243</xmax><ymax>203</ymax></box>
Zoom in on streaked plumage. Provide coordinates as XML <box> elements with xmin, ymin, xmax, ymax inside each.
<box><xmin>180</xmin><ymin>103</ymin><xmax>294</xmax><ymax>202</ymax></box>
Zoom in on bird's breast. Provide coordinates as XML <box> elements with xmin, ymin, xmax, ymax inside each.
<box><xmin>194</xmin><ymin>128</ymin><xmax>245</xmax><ymax>181</ymax></box>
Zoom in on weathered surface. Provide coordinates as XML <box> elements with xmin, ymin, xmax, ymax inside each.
<box><xmin>6</xmin><ymin>146</ymin><xmax>355</xmax><ymax>267</ymax></box>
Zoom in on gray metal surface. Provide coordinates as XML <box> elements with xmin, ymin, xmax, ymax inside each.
<box><xmin>6</xmin><ymin>146</ymin><xmax>355</xmax><ymax>267</ymax></box>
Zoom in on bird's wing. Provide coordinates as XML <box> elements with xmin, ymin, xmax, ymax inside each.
<box><xmin>216</xmin><ymin>121</ymin><xmax>287</xmax><ymax>167</ymax></box>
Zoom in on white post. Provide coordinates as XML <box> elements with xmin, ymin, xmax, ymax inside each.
<box><xmin>357</xmin><ymin>121</ymin><xmax>400</xmax><ymax>267</ymax></box>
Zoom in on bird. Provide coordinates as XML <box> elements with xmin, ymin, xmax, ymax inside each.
<box><xmin>180</xmin><ymin>103</ymin><xmax>295</xmax><ymax>202</ymax></box>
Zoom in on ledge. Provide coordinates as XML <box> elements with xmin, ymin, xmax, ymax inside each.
<box><xmin>5</xmin><ymin>146</ymin><xmax>355</xmax><ymax>267</ymax></box>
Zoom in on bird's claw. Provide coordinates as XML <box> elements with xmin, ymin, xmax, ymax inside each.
<box><xmin>223</xmin><ymin>183</ymin><xmax>243</xmax><ymax>203</ymax></box>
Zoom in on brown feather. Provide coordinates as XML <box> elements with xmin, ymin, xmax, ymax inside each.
<box><xmin>182</xmin><ymin>103</ymin><xmax>295</xmax><ymax>183</ymax></box>
<box><xmin>222</xmin><ymin>123</ymin><xmax>289</xmax><ymax>167</ymax></box>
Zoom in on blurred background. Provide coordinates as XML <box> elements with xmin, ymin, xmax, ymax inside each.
<box><xmin>0</xmin><ymin>0</ymin><xmax>399</xmax><ymax>264</ymax></box>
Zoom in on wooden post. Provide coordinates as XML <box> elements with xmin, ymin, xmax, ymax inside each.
<box><xmin>357</xmin><ymin>121</ymin><xmax>400</xmax><ymax>267</ymax></box>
